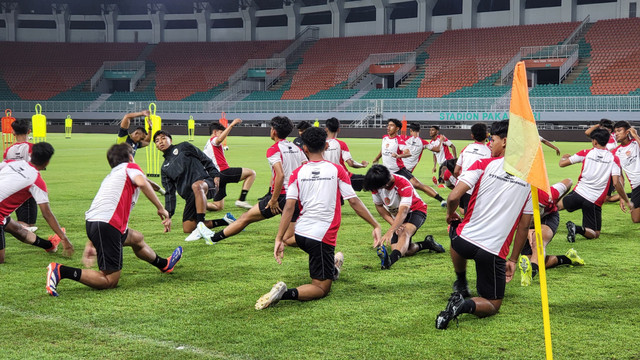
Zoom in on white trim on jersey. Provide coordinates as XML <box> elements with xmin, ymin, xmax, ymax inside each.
<box><xmin>614</xmin><ymin>140</ymin><xmax>640</xmax><ymax>190</ymax></box>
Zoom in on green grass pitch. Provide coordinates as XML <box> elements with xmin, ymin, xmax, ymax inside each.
<box><xmin>0</xmin><ymin>132</ymin><xmax>639</xmax><ymax>359</ymax></box>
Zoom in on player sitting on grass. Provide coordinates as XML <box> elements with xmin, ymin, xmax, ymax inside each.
<box><xmin>517</xmin><ymin>179</ymin><xmax>585</xmax><ymax>287</ymax></box>
<box><xmin>0</xmin><ymin>142</ymin><xmax>73</xmax><ymax>264</ymax></box>
<box><xmin>154</xmin><ymin>130</ymin><xmax>234</xmax><ymax>244</ymax></box>
<box><xmin>255</xmin><ymin>127</ymin><xmax>381</xmax><ymax>309</ymax></box>
<box><xmin>612</xmin><ymin>121</ymin><xmax>640</xmax><ymax>223</ymax></box>
<box><xmin>203</xmin><ymin>118</ymin><xmax>256</xmax><ymax>211</ymax></box>
<box><xmin>435</xmin><ymin>119</ymin><xmax>533</xmax><ymax>330</ymax></box>
<box><xmin>363</xmin><ymin>164</ymin><xmax>445</xmax><ymax>270</ymax></box>
<box><xmin>46</xmin><ymin>144</ymin><xmax>180</xmax><ymax>296</ymax></box>
<box><xmin>558</xmin><ymin>128</ymin><xmax>632</xmax><ymax>241</ymax></box>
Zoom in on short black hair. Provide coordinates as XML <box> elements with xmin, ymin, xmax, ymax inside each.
<box><xmin>471</xmin><ymin>123</ymin><xmax>488</xmax><ymax>142</ymax></box>
<box><xmin>10</xmin><ymin>119</ymin><xmax>29</xmax><ymax>135</ymax></box>
<box><xmin>132</xmin><ymin>126</ymin><xmax>147</xmax><ymax>135</ymax></box>
<box><xmin>301</xmin><ymin>127</ymin><xmax>327</xmax><ymax>153</ymax></box>
<box><xmin>363</xmin><ymin>164</ymin><xmax>392</xmax><ymax>192</ymax></box>
<box><xmin>388</xmin><ymin>118</ymin><xmax>402</xmax><ymax>128</ymax></box>
<box><xmin>325</xmin><ymin>117</ymin><xmax>340</xmax><ymax>133</ymax></box>
<box><xmin>153</xmin><ymin>130</ymin><xmax>172</xmax><ymax>142</ymax></box>
<box><xmin>31</xmin><ymin>142</ymin><xmax>54</xmax><ymax>166</ymax></box>
<box><xmin>297</xmin><ymin>120</ymin><xmax>311</xmax><ymax>132</ymax></box>
<box><xmin>271</xmin><ymin>116</ymin><xmax>294</xmax><ymax>139</ymax></box>
<box><xmin>209</xmin><ymin>122</ymin><xmax>226</xmax><ymax>134</ymax></box>
<box><xmin>490</xmin><ymin>119</ymin><xmax>509</xmax><ymax>139</ymax></box>
<box><xmin>590</xmin><ymin>128</ymin><xmax>610</xmax><ymax>146</ymax></box>
<box><xmin>408</xmin><ymin>123</ymin><xmax>421</xmax><ymax>132</ymax></box>
<box><xmin>431</xmin><ymin>125</ymin><xmax>440</xmax><ymax>131</ymax></box>
<box><xmin>107</xmin><ymin>143</ymin><xmax>133</xmax><ymax>168</ymax></box>
<box><xmin>614</xmin><ymin>121</ymin><xmax>631</xmax><ymax>130</ymax></box>
<box><xmin>599</xmin><ymin>118</ymin><xmax>614</xmax><ymax>131</ymax></box>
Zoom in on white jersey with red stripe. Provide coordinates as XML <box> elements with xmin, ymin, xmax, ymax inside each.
<box><xmin>569</xmin><ymin>147</ymin><xmax>621</xmax><ymax>206</ymax></box>
<box><xmin>287</xmin><ymin>160</ymin><xmax>356</xmax><ymax>246</ymax></box>
<box><xmin>430</xmin><ymin>135</ymin><xmax>454</xmax><ymax>165</ymax></box>
<box><xmin>404</xmin><ymin>136</ymin><xmax>436</xmax><ymax>172</ymax></box>
<box><xmin>538</xmin><ymin>182</ymin><xmax>567</xmax><ymax>217</ymax></box>
<box><xmin>266</xmin><ymin>139</ymin><xmax>307</xmax><ymax>195</ymax></box>
<box><xmin>606</xmin><ymin>133</ymin><xmax>617</xmax><ymax>151</ymax></box>
<box><xmin>3</xmin><ymin>141</ymin><xmax>33</xmax><ymax>162</ymax></box>
<box><xmin>324</xmin><ymin>138</ymin><xmax>353</xmax><ymax>174</ymax></box>
<box><xmin>372</xmin><ymin>174</ymin><xmax>427</xmax><ymax>216</ymax></box>
<box><xmin>0</xmin><ymin>160</ymin><xmax>49</xmax><ymax>225</ymax></box>
<box><xmin>202</xmin><ymin>136</ymin><xmax>229</xmax><ymax>171</ymax></box>
<box><xmin>85</xmin><ymin>162</ymin><xmax>145</xmax><ymax>234</ymax></box>
<box><xmin>456</xmin><ymin>157</ymin><xmax>533</xmax><ymax>259</ymax></box>
<box><xmin>614</xmin><ymin>140</ymin><xmax>640</xmax><ymax>190</ymax></box>
<box><xmin>381</xmin><ymin>135</ymin><xmax>406</xmax><ymax>172</ymax></box>
<box><xmin>456</xmin><ymin>142</ymin><xmax>491</xmax><ymax>173</ymax></box>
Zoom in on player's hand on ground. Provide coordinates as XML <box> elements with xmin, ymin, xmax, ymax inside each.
<box><xmin>505</xmin><ymin>259</ymin><xmax>516</xmax><ymax>283</ymax></box>
<box><xmin>162</xmin><ymin>218</ymin><xmax>172</xmax><ymax>232</ymax></box>
<box><xmin>555</xmin><ymin>148</ymin><xmax>561</xmax><ymax>156</ymax></box>
<box><xmin>267</xmin><ymin>198</ymin><xmax>282</xmax><ymax>215</ymax></box>
<box><xmin>372</xmin><ymin>227</ymin><xmax>382</xmax><ymax>247</ymax></box>
<box><xmin>274</xmin><ymin>239</ymin><xmax>285</xmax><ymax>264</ymax></box>
<box><xmin>82</xmin><ymin>242</ymin><xmax>97</xmax><ymax>268</ymax></box>
<box><xmin>231</xmin><ymin>118</ymin><xmax>242</xmax><ymax>126</ymax></box>
<box><xmin>62</xmin><ymin>240</ymin><xmax>74</xmax><ymax>258</ymax></box>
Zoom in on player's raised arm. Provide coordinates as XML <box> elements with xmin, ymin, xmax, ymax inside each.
<box><xmin>213</xmin><ymin>118</ymin><xmax>242</xmax><ymax>146</ymax></box>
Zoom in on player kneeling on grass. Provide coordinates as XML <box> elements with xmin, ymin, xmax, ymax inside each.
<box><xmin>363</xmin><ymin>164</ymin><xmax>445</xmax><ymax>270</ymax></box>
<box><xmin>0</xmin><ymin>142</ymin><xmax>74</xmax><ymax>264</ymax></box>
<box><xmin>46</xmin><ymin>144</ymin><xmax>181</xmax><ymax>297</ymax></box>
<box><xmin>516</xmin><ymin>179</ymin><xmax>585</xmax><ymax>287</ymax></box>
<box><xmin>255</xmin><ymin>127</ymin><xmax>381</xmax><ymax>309</ymax></box>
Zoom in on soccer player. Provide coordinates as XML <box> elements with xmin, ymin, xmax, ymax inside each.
<box><xmin>435</xmin><ymin>120</ymin><xmax>533</xmax><ymax>330</ymax></box>
<box><xmin>255</xmin><ymin>127</ymin><xmax>381</xmax><ymax>309</ymax></box>
<box><xmin>117</xmin><ymin>110</ymin><xmax>152</xmax><ymax>157</ymax></box>
<box><xmin>403</xmin><ymin>123</ymin><xmax>440</xmax><ymax>174</ymax></box>
<box><xmin>0</xmin><ymin>142</ymin><xmax>73</xmax><ymax>264</ymax></box>
<box><xmin>453</xmin><ymin>123</ymin><xmax>492</xmax><ymax>212</ymax></box>
<box><xmin>205</xmin><ymin>116</ymin><xmax>307</xmax><ymax>245</ymax></box>
<box><xmin>585</xmin><ymin>118</ymin><xmax>617</xmax><ymax>151</ymax></box>
<box><xmin>203</xmin><ymin>118</ymin><xmax>256</xmax><ymax>210</ymax></box>
<box><xmin>558</xmin><ymin>128</ymin><xmax>632</xmax><ymax>241</ymax></box>
<box><xmin>292</xmin><ymin>120</ymin><xmax>311</xmax><ymax>150</ymax></box>
<box><xmin>372</xmin><ymin>118</ymin><xmax>446</xmax><ymax>206</ymax></box>
<box><xmin>154</xmin><ymin>130</ymin><xmax>233</xmax><ymax>243</ymax></box>
<box><xmin>3</xmin><ymin>119</ymin><xmax>37</xmax><ymax>229</ymax></box>
<box><xmin>45</xmin><ymin>144</ymin><xmax>182</xmax><ymax>297</ymax></box>
<box><xmin>428</xmin><ymin>125</ymin><xmax>457</xmax><ymax>185</ymax></box>
<box><xmin>517</xmin><ymin>179</ymin><xmax>585</xmax><ymax>286</ymax></box>
<box><xmin>363</xmin><ymin>164</ymin><xmax>444</xmax><ymax>270</ymax></box>
<box><xmin>612</xmin><ymin>121</ymin><xmax>640</xmax><ymax>223</ymax></box>
<box><xmin>324</xmin><ymin>117</ymin><xmax>369</xmax><ymax>191</ymax></box>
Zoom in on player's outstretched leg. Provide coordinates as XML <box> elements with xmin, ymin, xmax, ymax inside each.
<box><xmin>409</xmin><ymin>177</ymin><xmax>446</xmax><ymax>206</ymax></box>
<box><xmin>235</xmin><ymin>168</ymin><xmax>256</xmax><ymax>210</ymax></box>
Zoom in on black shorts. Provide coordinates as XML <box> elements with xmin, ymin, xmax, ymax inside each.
<box><xmin>258</xmin><ymin>193</ymin><xmax>300</xmax><ymax>221</ymax></box>
<box><xmin>522</xmin><ymin>211</ymin><xmax>560</xmax><ymax>256</ymax></box>
<box><xmin>0</xmin><ymin>217</ymin><xmax>9</xmax><ymax>251</ymax></box>
<box><xmin>394</xmin><ymin>167</ymin><xmax>414</xmax><ymax>180</ymax></box>
<box><xmin>350</xmin><ymin>174</ymin><xmax>365</xmax><ymax>192</ymax></box>
<box><xmin>562</xmin><ymin>191</ymin><xmax>602</xmax><ymax>231</ymax></box>
<box><xmin>296</xmin><ymin>234</ymin><xmax>336</xmax><ymax>281</ymax></box>
<box><xmin>460</xmin><ymin>193</ymin><xmax>471</xmax><ymax>212</ymax></box>
<box><xmin>86</xmin><ymin>221</ymin><xmax>128</xmax><ymax>272</ymax></box>
<box><xmin>391</xmin><ymin>211</ymin><xmax>426</xmax><ymax>244</ymax></box>
<box><xmin>213</xmin><ymin>167</ymin><xmax>244</xmax><ymax>201</ymax></box>
<box><xmin>182</xmin><ymin>178</ymin><xmax>217</xmax><ymax>222</ymax></box>
<box><xmin>451</xmin><ymin>235</ymin><xmax>506</xmax><ymax>300</ymax></box>
<box><xmin>15</xmin><ymin>197</ymin><xmax>37</xmax><ymax>225</ymax></box>
<box><xmin>630</xmin><ymin>186</ymin><xmax>640</xmax><ymax>208</ymax></box>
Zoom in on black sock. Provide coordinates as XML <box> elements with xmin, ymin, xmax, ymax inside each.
<box><xmin>556</xmin><ymin>255</ymin><xmax>572</xmax><ymax>266</ymax></box>
<box><xmin>210</xmin><ymin>219</ymin><xmax>228</xmax><ymax>227</ymax></box>
<box><xmin>531</xmin><ymin>263</ymin><xmax>539</xmax><ymax>279</ymax></box>
<box><xmin>281</xmin><ymin>288</ymin><xmax>298</xmax><ymax>300</ymax></box>
<box><xmin>575</xmin><ymin>225</ymin><xmax>586</xmax><ymax>235</ymax></box>
<box><xmin>389</xmin><ymin>250</ymin><xmax>402</xmax><ymax>265</ymax></box>
<box><xmin>59</xmin><ymin>265</ymin><xmax>82</xmax><ymax>282</ymax></box>
<box><xmin>211</xmin><ymin>231</ymin><xmax>228</xmax><ymax>243</ymax></box>
<box><xmin>196</xmin><ymin>213</ymin><xmax>205</xmax><ymax>224</ymax></box>
<box><xmin>32</xmin><ymin>236</ymin><xmax>53</xmax><ymax>250</ymax></box>
<box><xmin>460</xmin><ymin>299</ymin><xmax>476</xmax><ymax>314</ymax></box>
<box><xmin>435</xmin><ymin>194</ymin><xmax>445</xmax><ymax>202</ymax></box>
<box><xmin>239</xmin><ymin>190</ymin><xmax>249</xmax><ymax>202</ymax></box>
<box><xmin>150</xmin><ymin>254</ymin><xmax>168</xmax><ymax>270</ymax></box>
<box><xmin>456</xmin><ymin>271</ymin><xmax>467</xmax><ymax>284</ymax></box>
<box><xmin>415</xmin><ymin>241</ymin><xmax>429</xmax><ymax>251</ymax></box>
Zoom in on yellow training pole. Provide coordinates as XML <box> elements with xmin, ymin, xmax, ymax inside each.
<box><xmin>65</xmin><ymin>115</ymin><xmax>73</xmax><ymax>139</ymax></box>
<box><xmin>531</xmin><ymin>186</ymin><xmax>553</xmax><ymax>360</ymax></box>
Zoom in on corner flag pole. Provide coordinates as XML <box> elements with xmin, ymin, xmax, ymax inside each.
<box><xmin>531</xmin><ymin>187</ymin><xmax>553</xmax><ymax>360</ymax></box>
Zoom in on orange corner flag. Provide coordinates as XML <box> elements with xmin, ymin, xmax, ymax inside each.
<box><xmin>504</xmin><ymin>61</ymin><xmax>550</xmax><ymax>194</ymax></box>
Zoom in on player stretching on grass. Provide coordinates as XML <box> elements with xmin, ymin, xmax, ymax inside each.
<box><xmin>255</xmin><ymin>127</ymin><xmax>381</xmax><ymax>309</ymax></box>
<box><xmin>428</xmin><ymin>125</ymin><xmax>457</xmax><ymax>186</ymax></box>
<box><xmin>324</xmin><ymin>117</ymin><xmax>369</xmax><ymax>191</ymax></box>
<box><xmin>0</xmin><ymin>142</ymin><xmax>73</xmax><ymax>264</ymax></box>
<box><xmin>203</xmin><ymin>118</ymin><xmax>256</xmax><ymax>211</ymax></box>
<box><xmin>435</xmin><ymin>120</ymin><xmax>533</xmax><ymax>330</ymax></box>
<box><xmin>373</xmin><ymin>119</ymin><xmax>446</xmax><ymax>206</ymax></box>
<box><xmin>453</xmin><ymin>123</ymin><xmax>491</xmax><ymax>213</ymax></box>
<box><xmin>46</xmin><ymin>144</ymin><xmax>181</xmax><ymax>296</ymax></box>
<box><xmin>403</xmin><ymin>123</ymin><xmax>440</xmax><ymax>174</ymax></box>
<box><xmin>612</xmin><ymin>121</ymin><xmax>640</xmax><ymax>223</ymax></box>
<box><xmin>3</xmin><ymin>119</ymin><xmax>37</xmax><ymax>230</ymax></box>
<box><xmin>363</xmin><ymin>164</ymin><xmax>444</xmax><ymax>270</ymax></box>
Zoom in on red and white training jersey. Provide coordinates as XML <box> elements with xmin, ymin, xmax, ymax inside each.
<box><xmin>456</xmin><ymin>157</ymin><xmax>533</xmax><ymax>259</ymax></box>
<box><xmin>371</xmin><ymin>174</ymin><xmax>427</xmax><ymax>216</ymax></box>
<box><xmin>538</xmin><ymin>182</ymin><xmax>567</xmax><ymax>217</ymax></box>
<box><xmin>569</xmin><ymin>147</ymin><xmax>621</xmax><ymax>206</ymax></box>
<box><xmin>324</xmin><ymin>138</ymin><xmax>353</xmax><ymax>174</ymax></box>
<box><xmin>606</xmin><ymin>133</ymin><xmax>617</xmax><ymax>151</ymax></box>
<box><xmin>85</xmin><ymin>162</ymin><xmax>145</xmax><ymax>234</ymax></box>
<box><xmin>3</xmin><ymin>141</ymin><xmax>33</xmax><ymax>162</ymax></box>
<box><xmin>404</xmin><ymin>136</ymin><xmax>436</xmax><ymax>172</ymax></box>
<box><xmin>456</xmin><ymin>142</ymin><xmax>491</xmax><ymax>173</ymax></box>
<box><xmin>381</xmin><ymin>135</ymin><xmax>406</xmax><ymax>172</ymax></box>
<box><xmin>430</xmin><ymin>135</ymin><xmax>454</xmax><ymax>165</ymax></box>
<box><xmin>287</xmin><ymin>160</ymin><xmax>356</xmax><ymax>246</ymax></box>
<box><xmin>267</xmin><ymin>139</ymin><xmax>307</xmax><ymax>195</ymax></box>
<box><xmin>0</xmin><ymin>160</ymin><xmax>48</xmax><ymax>225</ymax></box>
<box><xmin>202</xmin><ymin>136</ymin><xmax>229</xmax><ymax>171</ymax></box>
<box><xmin>614</xmin><ymin>140</ymin><xmax>640</xmax><ymax>190</ymax></box>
